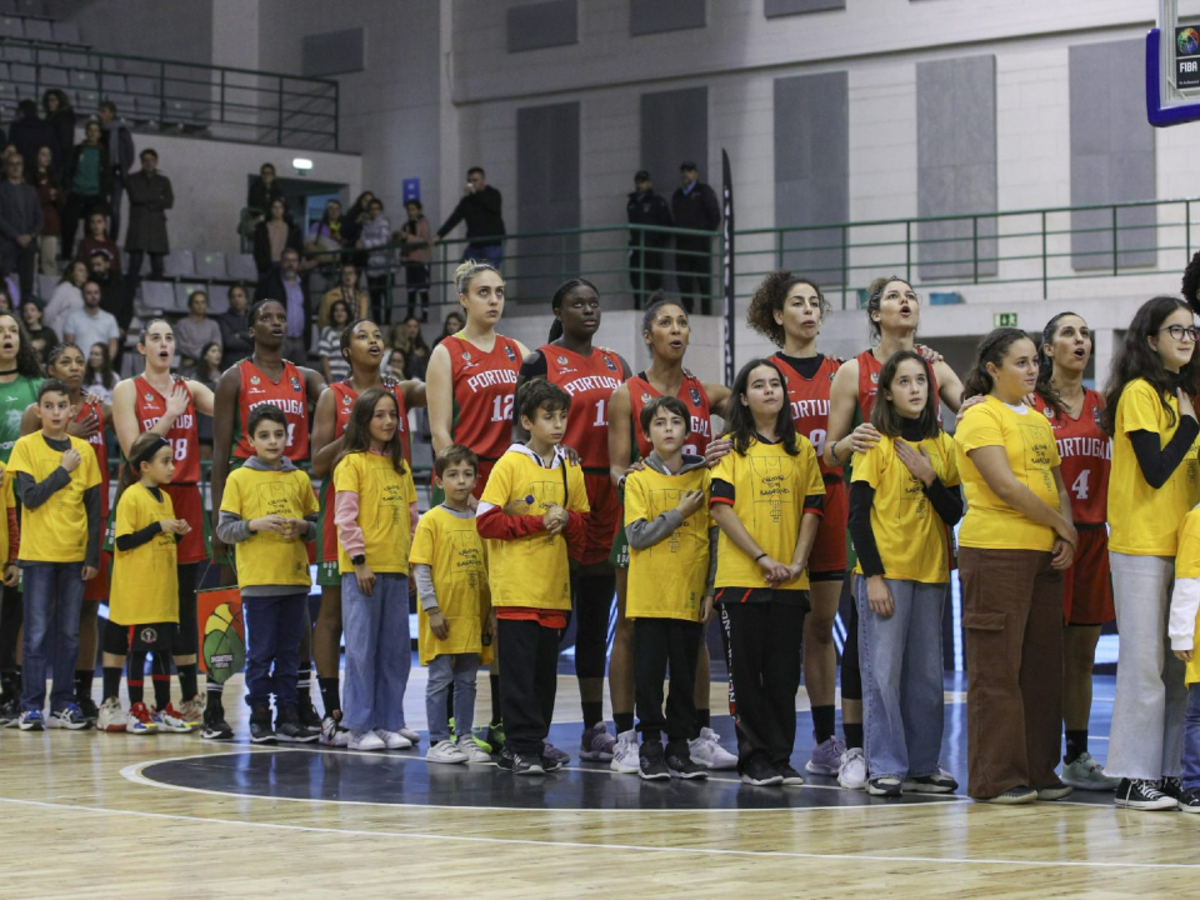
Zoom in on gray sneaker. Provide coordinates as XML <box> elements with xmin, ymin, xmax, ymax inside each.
<box><xmin>1061</xmin><ymin>752</ymin><xmax>1120</xmax><ymax>791</ymax></box>
<box><xmin>579</xmin><ymin>722</ymin><xmax>617</xmax><ymax>761</ymax></box>
<box><xmin>805</xmin><ymin>734</ymin><xmax>846</xmax><ymax>776</ymax></box>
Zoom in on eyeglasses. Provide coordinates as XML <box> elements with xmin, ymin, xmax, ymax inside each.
<box><xmin>1161</xmin><ymin>324</ymin><xmax>1199</xmax><ymax>342</ymax></box>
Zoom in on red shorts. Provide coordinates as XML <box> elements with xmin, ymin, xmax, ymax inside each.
<box><xmin>1062</xmin><ymin>526</ymin><xmax>1114</xmax><ymax>625</ymax></box>
<box><xmin>573</xmin><ymin>471</ymin><xmax>619</xmax><ymax>566</ymax></box>
<box><xmin>164</xmin><ymin>483</ymin><xmax>206</xmax><ymax>564</ymax></box>
<box><xmin>83</xmin><ymin>551</ymin><xmax>110</xmax><ymax>602</ymax></box>
<box><xmin>809</xmin><ymin>479</ymin><xmax>848</xmax><ymax>581</ymax></box>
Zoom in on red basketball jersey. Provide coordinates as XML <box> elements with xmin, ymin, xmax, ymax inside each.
<box><xmin>542</xmin><ymin>344</ymin><xmax>625</xmax><ymax>470</ymax></box>
<box><xmin>856</xmin><ymin>349</ymin><xmax>941</xmax><ymax>420</ymax></box>
<box><xmin>329</xmin><ymin>378</ymin><xmax>411</xmax><ymax>464</ymax></box>
<box><xmin>443</xmin><ymin>334</ymin><xmax>523</xmax><ymax>463</ymax></box>
<box><xmin>79</xmin><ymin>400</ymin><xmax>109</xmax><ymax>518</ymax></box>
<box><xmin>133</xmin><ymin>375</ymin><xmax>199</xmax><ymax>484</ymax></box>
<box><xmin>234</xmin><ymin>359</ymin><xmax>310</xmax><ymax>461</ymax></box>
<box><xmin>626</xmin><ymin>370</ymin><xmax>713</xmax><ymax>460</ymax></box>
<box><xmin>774</xmin><ymin>353</ymin><xmax>841</xmax><ymax>477</ymax></box>
<box><xmin>1031</xmin><ymin>390</ymin><xmax>1110</xmax><ymax>526</ymax></box>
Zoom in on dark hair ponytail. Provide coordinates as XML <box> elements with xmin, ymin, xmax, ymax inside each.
<box><xmin>548</xmin><ymin>278</ymin><xmax>598</xmax><ymax>343</ymax></box>
<box><xmin>1034</xmin><ymin>311</ymin><xmax>1080</xmax><ymax>417</ymax></box>
<box><xmin>962</xmin><ymin>328</ymin><xmax>1034</xmax><ymax>401</ymax></box>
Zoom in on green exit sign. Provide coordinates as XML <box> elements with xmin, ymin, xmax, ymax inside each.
<box><xmin>994</xmin><ymin>312</ymin><xmax>1019</xmax><ymax>327</ymax></box>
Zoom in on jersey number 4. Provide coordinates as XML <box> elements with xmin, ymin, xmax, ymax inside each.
<box><xmin>1071</xmin><ymin>469</ymin><xmax>1090</xmax><ymax>500</ymax></box>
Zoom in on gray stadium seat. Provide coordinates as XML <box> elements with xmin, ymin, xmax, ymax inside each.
<box><xmin>134</xmin><ymin>94</ymin><xmax>161</xmax><ymax>123</ymax></box>
<box><xmin>207</xmin><ymin>290</ymin><xmax>229</xmax><ymax>315</ymax></box>
<box><xmin>226</xmin><ymin>253</ymin><xmax>257</xmax><ymax>281</ymax></box>
<box><xmin>0</xmin><ymin>43</ymin><xmax>32</xmax><ymax>63</ymax></box>
<box><xmin>9</xmin><ymin>62</ymin><xmax>34</xmax><ymax>85</ymax></box>
<box><xmin>51</xmin><ymin>21</ymin><xmax>79</xmax><ymax>44</ymax></box>
<box><xmin>194</xmin><ymin>251</ymin><xmax>225</xmax><ymax>279</ymax></box>
<box><xmin>98</xmin><ymin>72</ymin><xmax>126</xmax><ymax>93</ymax></box>
<box><xmin>36</xmin><ymin>48</ymin><xmax>59</xmax><ymax>64</ymax></box>
<box><xmin>22</xmin><ymin>18</ymin><xmax>52</xmax><ymax>42</ymax></box>
<box><xmin>138</xmin><ymin>280</ymin><xmax>174</xmax><ymax>313</ymax></box>
<box><xmin>162</xmin><ymin>250</ymin><xmax>194</xmax><ymax>279</ymax></box>
<box><xmin>39</xmin><ymin>67</ymin><xmax>69</xmax><ymax>87</ymax></box>
<box><xmin>71</xmin><ymin>70</ymin><xmax>97</xmax><ymax>90</ymax></box>
<box><xmin>75</xmin><ymin>89</ymin><xmax>99</xmax><ymax>113</ymax></box>
<box><xmin>126</xmin><ymin>75</ymin><xmax>159</xmax><ymax>98</ymax></box>
<box><xmin>0</xmin><ymin>16</ymin><xmax>25</xmax><ymax>38</ymax></box>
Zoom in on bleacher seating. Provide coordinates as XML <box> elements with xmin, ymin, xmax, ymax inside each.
<box><xmin>194</xmin><ymin>251</ymin><xmax>225</xmax><ymax>280</ymax></box>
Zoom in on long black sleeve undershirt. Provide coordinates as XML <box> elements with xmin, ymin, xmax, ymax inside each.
<box><xmin>1129</xmin><ymin>418</ymin><xmax>1200</xmax><ymax>489</ymax></box>
<box><xmin>115</xmin><ymin>521</ymin><xmax>163</xmax><ymax>552</ymax></box>
<box><xmin>848</xmin><ymin>481</ymin><xmax>886</xmax><ymax>578</ymax></box>
<box><xmin>925</xmin><ymin>479</ymin><xmax>964</xmax><ymax>527</ymax></box>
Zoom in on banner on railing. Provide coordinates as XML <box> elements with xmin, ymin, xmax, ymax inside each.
<box><xmin>721</xmin><ymin>149</ymin><xmax>735</xmax><ymax>387</ymax></box>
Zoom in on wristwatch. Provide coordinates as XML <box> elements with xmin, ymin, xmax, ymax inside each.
<box><xmin>351</xmin><ymin>554</ymin><xmax>366</xmax><ymax>566</ymax></box>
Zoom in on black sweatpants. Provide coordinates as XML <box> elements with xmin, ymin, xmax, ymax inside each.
<box><xmin>718</xmin><ymin>595</ymin><xmax>806</xmax><ymax>769</ymax></box>
<box><xmin>634</xmin><ymin>616</ymin><xmax>700</xmax><ymax>746</ymax></box>
<box><xmin>497</xmin><ymin>618</ymin><xmax>560</xmax><ymax>756</ymax></box>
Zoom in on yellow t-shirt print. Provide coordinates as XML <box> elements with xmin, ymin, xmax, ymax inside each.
<box><xmin>750</xmin><ymin>454</ymin><xmax>796</xmax><ymax>528</ymax></box>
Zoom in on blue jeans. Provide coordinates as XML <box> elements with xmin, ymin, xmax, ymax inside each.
<box><xmin>426</xmin><ymin>652</ymin><xmax>480</xmax><ymax>743</ymax></box>
<box><xmin>243</xmin><ymin>592</ymin><xmax>306</xmax><ymax>707</ymax></box>
<box><xmin>462</xmin><ymin>243</ymin><xmax>503</xmax><ymax>270</ymax></box>
<box><xmin>1183</xmin><ymin>684</ymin><xmax>1200</xmax><ymax>791</ymax></box>
<box><xmin>21</xmin><ymin>563</ymin><xmax>85</xmax><ymax>712</ymax></box>
<box><xmin>855</xmin><ymin>577</ymin><xmax>948</xmax><ymax>780</ymax></box>
<box><xmin>341</xmin><ymin>573</ymin><xmax>411</xmax><ymax>734</ymax></box>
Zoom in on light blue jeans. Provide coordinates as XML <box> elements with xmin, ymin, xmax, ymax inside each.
<box><xmin>426</xmin><ymin>653</ymin><xmax>480</xmax><ymax>743</ymax></box>
<box><xmin>341</xmin><ymin>573</ymin><xmax>411</xmax><ymax>734</ymax></box>
<box><xmin>855</xmin><ymin>577</ymin><xmax>948</xmax><ymax>780</ymax></box>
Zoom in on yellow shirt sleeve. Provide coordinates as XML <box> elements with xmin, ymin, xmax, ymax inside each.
<box><xmin>410</xmin><ymin>512</ymin><xmax>436</xmax><ymax>566</ymax></box>
<box><xmin>623</xmin><ymin>472</ymin><xmax>649</xmax><ymax>526</ymax></box>
<box><xmin>115</xmin><ymin>487</ymin><xmax>138</xmax><ymax>538</ymax></box>
<box><xmin>567</xmin><ymin>463</ymin><xmax>590</xmax><ymax>514</ymax></box>
<box><xmin>76</xmin><ymin>437</ymin><xmax>101</xmax><ymax>491</ymax></box>
<box><xmin>299</xmin><ymin>471</ymin><xmax>319</xmax><ymax>517</ymax></box>
<box><xmin>219</xmin><ymin>471</ymin><xmax>243</xmax><ymax>516</ymax></box>
<box><xmin>710</xmin><ymin>446</ymin><xmax>735</xmax><ymax>491</ymax></box>
<box><xmin>1122</xmin><ymin>379</ymin><xmax>1167</xmax><ymax>435</ymax></box>
<box><xmin>332</xmin><ymin>455</ymin><xmax>361</xmax><ymax>495</ymax></box>
<box><xmin>850</xmin><ymin>438</ymin><xmax>887</xmax><ymax>490</ymax></box>
<box><xmin>801</xmin><ymin>440</ymin><xmax>824</xmax><ymax>499</ymax></box>
<box><xmin>479</xmin><ymin>455</ymin><xmax>514</xmax><ymax>509</ymax></box>
<box><xmin>7</xmin><ymin>439</ymin><xmax>30</xmax><ymax>478</ymax></box>
<box><xmin>955</xmin><ymin>403</ymin><xmax>1003</xmax><ymax>453</ymax></box>
<box><xmin>940</xmin><ymin>433</ymin><xmax>961</xmax><ymax>487</ymax></box>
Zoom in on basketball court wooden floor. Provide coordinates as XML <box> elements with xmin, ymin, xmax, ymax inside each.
<box><xmin>2</xmin><ymin>671</ymin><xmax>1197</xmax><ymax>899</ymax></box>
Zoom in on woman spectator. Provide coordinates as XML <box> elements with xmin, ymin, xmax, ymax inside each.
<box><xmin>44</xmin><ymin>259</ymin><xmax>88</xmax><ymax>336</ymax></box>
<box><xmin>74</xmin><ymin>211</ymin><xmax>121</xmax><ymax>276</ymax></box>
<box><xmin>404</xmin><ymin>315</ymin><xmax>430</xmax><ymax>381</ymax></box>
<box><xmin>246</xmin><ymin>162</ymin><xmax>284</xmax><ymax>222</ymax></box>
<box><xmin>318</xmin><ymin>262</ymin><xmax>368</xmax><ymax>328</ymax></box>
<box><xmin>359</xmin><ymin>198</ymin><xmax>392</xmax><ymax>322</ymax></box>
<box><xmin>317</xmin><ymin>299</ymin><xmax>353</xmax><ymax>384</ymax></box>
<box><xmin>342</xmin><ymin>191</ymin><xmax>375</xmax><ymax>266</ymax></box>
<box><xmin>398</xmin><ymin>199</ymin><xmax>433</xmax><ymax>322</ymax></box>
<box><xmin>174</xmin><ymin>290</ymin><xmax>223</xmax><ymax>370</ymax></box>
<box><xmin>432</xmin><ymin>310</ymin><xmax>463</xmax><ymax>350</ymax></box>
<box><xmin>381</xmin><ymin>320</ymin><xmax>412</xmax><ymax>380</ymax></box>
<box><xmin>305</xmin><ymin>198</ymin><xmax>344</xmax><ymax>275</ymax></box>
<box><xmin>42</xmin><ymin>90</ymin><xmax>75</xmax><ymax>165</ymax></box>
<box><xmin>252</xmin><ymin>197</ymin><xmax>302</xmax><ymax>278</ymax></box>
<box><xmin>28</xmin><ymin>145</ymin><xmax>63</xmax><ymax>275</ymax></box>
<box><xmin>61</xmin><ymin>120</ymin><xmax>111</xmax><ymax>260</ymax></box>
<box><xmin>86</xmin><ymin>340</ymin><xmax>117</xmax><ymax>405</ymax></box>
<box><xmin>185</xmin><ymin>341</ymin><xmax>223</xmax><ymax>459</ymax></box>
<box><xmin>21</xmin><ymin>299</ymin><xmax>55</xmax><ymax>363</ymax></box>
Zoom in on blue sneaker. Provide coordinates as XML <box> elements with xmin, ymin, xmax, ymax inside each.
<box><xmin>47</xmin><ymin>704</ymin><xmax>93</xmax><ymax>730</ymax></box>
<box><xmin>18</xmin><ymin>709</ymin><xmax>44</xmax><ymax>731</ymax></box>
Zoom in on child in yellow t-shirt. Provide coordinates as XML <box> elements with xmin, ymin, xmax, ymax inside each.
<box><xmin>625</xmin><ymin>395</ymin><xmax>717</xmax><ymax>781</ymax></box>
<box><xmin>216</xmin><ymin>404</ymin><xmax>319</xmax><ymax>745</ymax></box>
<box><xmin>411</xmin><ymin>444</ymin><xmax>492</xmax><ymax>765</ymax></box>
<box><xmin>10</xmin><ymin>378</ymin><xmax>102</xmax><ymax>731</ymax></box>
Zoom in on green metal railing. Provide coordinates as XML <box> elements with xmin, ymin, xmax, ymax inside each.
<box><xmin>0</xmin><ymin>38</ymin><xmax>338</xmax><ymax>150</ymax></box>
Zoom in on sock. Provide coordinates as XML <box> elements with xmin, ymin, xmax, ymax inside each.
<box><xmin>844</xmin><ymin>722</ymin><xmax>864</xmax><ymax>751</ymax></box>
<box><xmin>614</xmin><ymin>712</ymin><xmax>635</xmax><ymax>734</ymax></box>
<box><xmin>177</xmin><ymin>663</ymin><xmax>198</xmax><ymax>701</ymax></box>
<box><xmin>127</xmin><ymin>653</ymin><xmax>147</xmax><ymax>705</ymax></box>
<box><xmin>206</xmin><ymin>677</ymin><xmax>224</xmax><ymax>702</ymax></box>
<box><xmin>812</xmin><ymin>705</ymin><xmax>836</xmax><ymax>744</ymax></box>
<box><xmin>101</xmin><ymin>666</ymin><xmax>122</xmax><ymax>701</ymax></box>
<box><xmin>696</xmin><ymin>708</ymin><xmax>711</xmax><ymax>730</ymax></box>
<box><xmin>1065</xmin><ymin>729</ymin><xmax>1089</xmax><ymax>764</ymax></box>
<box><xmin>489</xmin><ymin>672</ymin><xmax>502</xmax><ymax>724</ymax></box>
<box><xmin>74</xmin><ymin>668</ymin><xmax>95</xmax><ymax>701</ymax></box>
<box><xmin>582</xmin><ymin>700</ymin><xmax>603</xmax><ymax>730</ymax></box>
<box><xmin>318</xmin><ymin>676</ymin><xmax>340</xmax><ymax>717</ymax></box>
<box><xmin>298</xmin><ymin>659</ymin><xmax>313</xmax><ymax>702</ymax></box>
<box><xmin>152</xmin><ymin>674</ymin><xmax>172</xmax><ymax>710</ymax></box>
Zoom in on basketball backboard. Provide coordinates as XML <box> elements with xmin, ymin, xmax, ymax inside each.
<box><xmin>1148</xmin><ymin>0</ymin><xmax>1200</xmax><ymax>125</ymax></box>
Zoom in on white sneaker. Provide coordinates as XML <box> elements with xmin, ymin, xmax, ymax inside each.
<box><xmin>837</xmin><ymin>747</ymin><xmax>868</xmax><ymax>790</ymax></box>
<box><xmin>348</xmin><ymin>730</ymin><xmax>386</xmax><ymax>751</ymax></box>
<box><xmin>689</xmin><ymin>727</ymin><xmax>738</xmax><ymax>770</ymax></box>
<box><xmin>97</xmin><ymin>697</ymin><xmax>126</xmax><ymax>733</ymax></box>
<box><xmin>610</xmin><ymin>728</ymin><xmax>640</xmax><ymax>774</ymax></box>
<box><xmin>457</xmin><ymin>735</ymin><xmax>493</xmax><ymax>762</ymax></box>
<box><xmin>374</xmin><ymin>728</ymin><xmax>413</xmax><ymax>750</ymax></box>
<box><xmin>397</xmin><ymin>726</ymin><xmax>421</xmax><ymax>745</ymax></box>
<box><xmin>426</xmin><ymin>738</ymin><xmax>469</xmax><ymax>764</ymax></box>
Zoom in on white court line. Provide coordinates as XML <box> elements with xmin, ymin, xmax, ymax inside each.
<box><xmin>1</xmin><ymin>793</ymin><xmax>1195</xmax><ymax>871</ymax></box>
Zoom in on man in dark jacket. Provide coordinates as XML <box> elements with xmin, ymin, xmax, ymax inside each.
<box><xmin>670</xmin><ymin>161</ymin><xmax>720</xmax><ymax>313</ymax></box>
<box><xmin>626</xmin><ymin>170</ymin><xmax>672</xmax><ymax>306</ymax></box>
<box><xmin>435</xmin><ymin>166</ymin><xmax>506</xmax><ymax>267</ymax></box>
<box><xmin>7</xmin><ymin>101</ymin><xmax>56</xmax><ymax>175</ymax></box>
<box><xmin>257</xmin><ymin>247</ymin><xmax>312</xmax><ymax>364</ymax></box>
<box><xmin>217</xmin><ymin>284</ymin><xmax>254</xmax><ymax>369</ymax></box>
<box><xmin>124</xmin><ymin>148</ymin><xmax>174</xmax><ymax>281</ymax></box>
<box><xmin>99</xmin><ymin>101</ymin><xmax>135</xmax><ymax>241</ymax></box>
<box><xmin>0</xmin><ymin>151</ymin><xmax>42</xmax><ymax>302</ymax></box>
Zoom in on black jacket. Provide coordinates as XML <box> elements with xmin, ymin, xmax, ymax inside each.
<box><xmin>9</xmin><ymin>117</ymin><xmax>58</xmax><ymax>172</ymax></box>
<box><xmin>252</xmin><ymin>219</ymin><xmax>304</xmax><ymax>275</ymax></box>
<box><xmin>247</xmin><ymin>178</ymin><xmax>285</xmax><ymax>215</ymax></box>
<box><xmin>671</xmin><ymin>182</ymin><xmax>720</xmax><ymax>235</ymax></box>
<box><xmin>437</xmin><ymin>185</ymin><xmax>505</xmax><ymax>246</ymax></box>
<box><xmin>626</xmin><ymin>189</ymin><xmax>672</xmax><ymax>247</ymax></box>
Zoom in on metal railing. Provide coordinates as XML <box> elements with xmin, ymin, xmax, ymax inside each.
<box><xmin>0</xmin><ymin>38</ymin><xmax>338</xmax><ymax>150</ymax></box>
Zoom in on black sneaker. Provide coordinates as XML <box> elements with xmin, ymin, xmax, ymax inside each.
<box><xmin>297</xmin><ymin>696</ymin><xmax>322</xmax><ymax>731</ymax></box>
<box><xmin>665</xmin><ymin>744</ymin><xmax>708</xmax><ymax>780</ymax></box>
<box><xmin>904</xmin><ymin>770</ymin><xmax>959</xmax><ymax>793</ymax></box>
<box><xmin>1113</xmin><ymin>778</ymin><xmax>1177</xmax><ymax>811</ymax></box>
<box><xmin>497</xmin><ymin>747</ymin><xmax>515</xmax><ymax>771</ymax></box>
<box><xmin>740</xmin><ymin>755</ymin><xmax>783</xmax><ymax>787</ymax></box>
<box><xmin>540</xmin><ymin>752</ymin><xmax>566</xmax><ymax>773</ymax></box>
<box><xmin>75</xmin><ymin>695</ymin><xmax>99</xmax><ymax>723</ymax></box>
<box><xmin>0</xmin><ymin>697</ymin><xmax>20</xmax><ymax>727</ymax></box>
<box><xmin>248</xmin><ymin>703</ymin><xmax>276</xmax><ymax>744</ymax></box>
<box><xmin>980</xmin><ymin>785</ymin><xmax>1037</xmax><ymax>804</ymax></box>
<box><xmin>1159</xmin><ymin>776</ymin><xmax>1184</xmax><ymax>801</ymax></box>
<box><xmin>511</xmin><ymin>752</ymin><xmax>545</xmax><ymax>776</ymax></box>
<box><xmin>1180</xmin><ymin>787</ymin><xmax>1200</xmax><ymax>814</ymax></box>
<box><xmin>275</xmin><ymin>705</ymin><xmax>320</xmax><ymax>743</ymax></box>
<box><xmin>639</xmin><ymin>742</ymin><xmax>670</xmax><ymax>781</ymax></box>
<box><xmin>777</xmin><ymin>764</ymin><xmax>805</xmax><ymax>786</ymax></box>
<box><xmin>201</xmin><ymin>698</ymin><xmax>234</xmax><ymax>741</ymax></box>
<box><xmin>867</xmin><ymin>777</ymin><xmax>902</xmax><ymax>797</ymax></box>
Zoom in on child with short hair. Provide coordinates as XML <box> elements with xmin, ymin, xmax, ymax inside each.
<box><xmin>216</xmin><ymin>404</ymin><xmax>320</xmax><ymax>744</ymax></box>
<box><xmin>411</xmin><ymin>444</ymin><xmax>493</xmax><ymax>764</ymax></box>
<box><xmin>97</xmin><ymin>432</ymin><xmax>194</xmax><ymax>734</ymax></box>
<box><xmin>625</xmin><ymin>395</ymin><xmax>717</xmax><ymax>781</ymax></box>
<box><xmin>477</xmin><ymin>378</ymin><xmax>589</xmax><ymax>775</ymax></box>
<box><xmin>11</xmin><ymin>378</ymin><xmax>102</xmax><ymax>731</ymax></box>
<box><xmin>334</xmin><ymin>388</ymin><xmax>419</xmax><ymax>752</ymax></box>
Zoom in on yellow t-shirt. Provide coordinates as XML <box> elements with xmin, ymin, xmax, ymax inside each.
<box><xmin>711</xmin><ymin>435</ymin><xmax>825</xmax><ymax>591</ymax></box>
<box><xmin>110</xmin><ymin>484</ymin><xmax>178</xmax><ymax>625</ymax></box>
<box><xmin>479</xmin><ymin>448</ymin><xmax>590</xmax><ymax>611</ymax></box>
<box><xmin>1109</xmin><ymin>378</ymin><xmax>1200</xmax><ymax>556</ymax></box>
<box><xmin>0</xmin><ymin>463</ymin><xmax>14</xmax><ymax>567</ymax></box>
<box><xmin>333</xmin><ymin>451</ymin><xmax>417</xmax><ymax>575</ymax></box>
<box><xmin>851</xmin><ymin>432</ymin><xmax>959</xmax><ymax>584</ymax></box>
<box><xmin>410</xmin><ymin>505</ymin><xmax>490</xmax><ymax>665</ymax></box>
<box><xmin>625</xmin><ymin>466</ymin><xmax>712</xmax><ymax>620</ymax></box>
<box><xmin>955</xmin><ymin>396</ymin><xmax>1062</xmax><ymax>552</ymax></box>
<box><xmin>220</xmin><ymin>465</ymin><xmax>318</xmax><ymax>588</ymax></box>
<box><xmin>9</xmin><ymin>432</ymin><xmax>101</xmax><ymax>563</ymax></box>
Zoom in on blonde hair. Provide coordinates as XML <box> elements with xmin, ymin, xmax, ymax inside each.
<box><xmin>454</xmin><ymin>259</ymin><xmax>501</xmax><ymax>295</ymax></box>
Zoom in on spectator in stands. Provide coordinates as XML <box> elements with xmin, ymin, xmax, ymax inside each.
<box><xmin>21</xmin><ymin>300</ymin><xmax>55</xmax><ymax>363</ymax></box>
<box><xmin>398</xmin><ymin>199</ymin><xmax>432</xmax><ymax>323</ymax></box>
<box><xmin>0</xmin><ymin>285</ymin><xmax>12</xmax><ymax>313</ymax></box>
<box><xmin>318</xmin><ymin>261</ymin><xmax>368</xmax><ymax>328</ymax></box>
<box><xmin>187</xmin><ymin>341</ymin><xmax>222</xmax><ymax>458</ymax></box>
<box><xmin>174</xmin><ymin>289</ymin><xmax>223</xmax><ymax>370</ymax></box>
<box><xmin>253</xmin><ymin>197</ymin><xmax>303</xmax><ymax>278</ymax></box>
<box><xmin>359</xmin><ymin>197</ymin><xmax>392</xmax><ymax>322</ymax></box>
<box><xmin>432</xmin><ymin>310</ymin><xmax>463</xmax><ymax>349</ymax></box>
<box><xmin>403</xmin><ymin>315</ymin><xmax>431</xmax><ymax>380</ymax></box>
<box><xmin>382</xmin><ymin>320</ymin><xmax>413</xmax><ymax>380</ymax></box>
<box><xmin>98</xmin><ymin>101</ymin><xmax>135</xmax><ymax>241</ymax></box>
<box><xmin>124</xmin><ymin>148</ymin><xmax>173</xmax><ymax>282</ymax></box>
<box><xmin>8</xmin><ymin>101</ymin><xmax>56</xmax><ymax>178</ymax></box>
<box><xmin>62</xmin><ymin>120</ymin><xmax>111</xmax><ymax>260</ymax></box>
<box><xmin>217</xmin><ymin>284</ymin><xmax>253</xmax><ymax>369</ymax></box>
<box><xmin>670</xmin><ymin>161</ymin><xmax>720</xmax><ymax>313</ymax></box>
<box><xmin>42</xmin><ymin>90</ymin><xmax>74</xmax><ymax>166</ymax></box>
<box><xmin>316</xmin><ymin>299</ymin><xmax>352</xmax><ymax>384</ymax></box>
<box><xmin>0</xmin><ymin>151</ymin><xmax>41</xmax><ymax>304</ymax></box>
<box><xmin>246</xmin><ymin>162</ymin><xmax>285</xmax><ymax>223</ymax></box>
<box><xmin>88</xmin><ymin>249</ymin><xmax>132</xmax><ymax>335</ymax></box>
<box><xmin>257</xmin><ymin>247</ymin><xmax>311</xmax><ymax>364</ymax></box>
<box><xmin>29</xmin><ymin>145</ymin><xmax>63</xmax><ymax>276</ymax></box>
<box><xmin>44</xmin><ymin>259</ymin><xmax>88</xmax><ymax>336</ymax></box>
<box><xmin>435</xmin><ymin>166</ymin><xmax>505</xmax><ymax>267</ymax></box>
<box><xmin>85</xmin><ymin>341</ymin><xmax>117</xmax><ymax>405</ymax></box>
<box><xmin>74</xmin><ymin>212</ymin><xmax>121</xmax><ymax>276</ymax></box>
<box><xmin>306</xmin><ymin>198</ymin><xmax>344</xmax><ymax>274</ymax></box>
<box><xmin>627</xmin><ymin>169</ymin><xmax>673</xmax><ymax>305</ymax></box>
<box><xmin>63</xmin><ymin>279</ymin><xmax>120</xmax><ymax>362</ymax></box>
<box><xmin>342</xmin><ymin>191</ymin><xmax>375</xmax><ymax>265</ymax></box>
